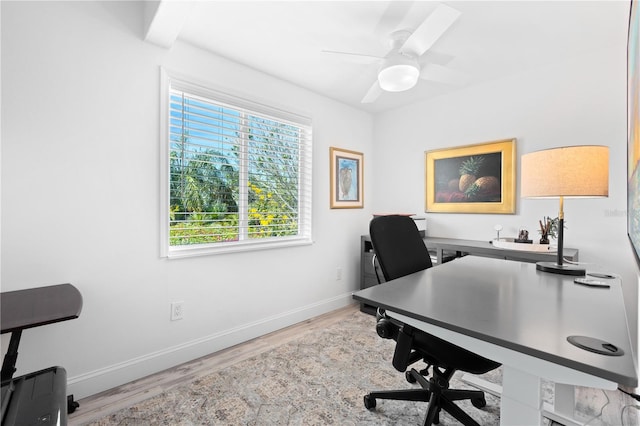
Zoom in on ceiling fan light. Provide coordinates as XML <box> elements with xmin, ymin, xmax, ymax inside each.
<box><xmin>378</xmin><ymin>63</ymin><xmax>420</xmax><ymax>92</ymax></box>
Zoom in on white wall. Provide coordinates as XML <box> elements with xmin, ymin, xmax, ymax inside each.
<box><xmin>3</xmin><ymin>0</ymin><xmax>638</xmax><ymax>400</ymax></box>
<box><xmin>1</xmin><ymin>1</ymin><xmax>373</xmax><ymax>397</ymax></box>
<box><xmin>372</xmin><ymin>3</ymin><xmax>638</xmax><ymax>345</ymax></box>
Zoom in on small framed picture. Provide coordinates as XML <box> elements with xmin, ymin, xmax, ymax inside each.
<box><xmin>330</xmin><ymin>147</ymin><xmax>364</xmax><ymax>209</ymax></box>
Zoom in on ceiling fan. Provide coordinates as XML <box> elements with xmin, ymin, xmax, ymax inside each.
<box><xmin>323</xmin><ymin>3</ymin><xmax>465</xmax><ymax>104</ymax></box>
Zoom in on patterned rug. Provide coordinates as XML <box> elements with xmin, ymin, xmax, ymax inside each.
<box><xmin>87</xmin><ymin>309</ymin><xmax>515</xmax><ymax>425</ymax></box>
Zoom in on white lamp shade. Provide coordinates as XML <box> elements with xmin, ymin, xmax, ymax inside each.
<box><xmin>521</xmin><ymin>145</ymin><xmax>609</xmax><ymax>198</ymax></box>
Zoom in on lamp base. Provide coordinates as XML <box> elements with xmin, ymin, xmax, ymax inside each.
<box><xmin>536</xmin><ymin>261</ymin><xmax>585</xmax><ymax>276</ymax></box>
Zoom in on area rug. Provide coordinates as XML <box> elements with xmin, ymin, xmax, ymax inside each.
<box><xmin>87</xmin><ymin>309</ymin><xmax>513</xmax><ymax>425</ymax></box>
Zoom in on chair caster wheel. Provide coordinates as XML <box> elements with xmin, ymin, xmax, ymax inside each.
<box><xmin>405</xmin><ymin>370</ymin><xmax>417</xmax><ymax>383</ymax></box>
<box><xmin>471</xmin><ymin>396</ymin><xmax>486</xmax><ymax>408</ymax></box>
<box><xmin>363</xmin><ymin>394</ymin><xmax>377</xmax><ymax>410</ymax></box>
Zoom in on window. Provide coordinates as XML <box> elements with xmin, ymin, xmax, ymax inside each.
<box><xmin>160</xmin><ymin>71</ymin><xmax>312</xmax><ymax>257</ymax></box>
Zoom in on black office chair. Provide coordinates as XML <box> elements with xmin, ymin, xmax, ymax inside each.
<box><xmin>364</xmin><ymin>215</ymin><xmax>501</xmax><ymax>426</ymax></box>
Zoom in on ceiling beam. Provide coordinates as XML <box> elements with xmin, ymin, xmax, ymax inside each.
<box><xmin>144</xmin><ymin>0</ymin><xmax>194</xmax><ymax>49</ymax></box>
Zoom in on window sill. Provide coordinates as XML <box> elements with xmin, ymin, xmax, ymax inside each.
<box><xmin>164</xmin><ymin>237</ymin><xmax>313</xmax><ymax>259</ymax></box>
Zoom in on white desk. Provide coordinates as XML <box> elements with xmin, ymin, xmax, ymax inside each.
<box><xmin>353</xmin><ymin>256</ymin><xmax>637</xmax><ymax>425</ymax></box>
<box><xmin>425</xmin><ymin>236</ymin><xmax>579</xmax><ymax>265</ymax></box>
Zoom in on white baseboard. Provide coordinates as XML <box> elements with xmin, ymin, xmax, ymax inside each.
<box><xmin>67</xmin><ymin>293</ymin><xmax>354</xmax><ymax>398</ymax></box>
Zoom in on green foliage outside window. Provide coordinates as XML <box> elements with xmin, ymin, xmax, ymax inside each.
<box><xmin>168</xmin><ymin>119</ymin><xmax>300</xmax><ymax>246</ymax></box>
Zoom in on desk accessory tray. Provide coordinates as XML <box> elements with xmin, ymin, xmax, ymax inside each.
<box><xmin>491</xmin><ymin>238</ymin><xmax>557</xmax><ymax>253</ymax></box>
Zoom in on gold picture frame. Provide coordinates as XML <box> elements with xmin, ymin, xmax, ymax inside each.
<box><xmin>425</xmin><ymin>139</ymin><xmax>516</xmax><ymax>214</ymax></box>
<box><xmin>330</xmin><ymin>147</ymin><xmax>364</xmax><ymax>209</ymax></box>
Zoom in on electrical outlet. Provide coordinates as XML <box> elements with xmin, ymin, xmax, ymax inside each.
<box><xmin>336</xmin><ymin>267</ymin><xmax>342</xmax><ymax>281</ymax></box>
<box><xmin>170</xmin><ymin>301</ymin><xmax>184</xmax><ymax>321</ymax></box>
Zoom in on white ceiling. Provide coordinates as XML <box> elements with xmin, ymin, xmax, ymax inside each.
<box><xmin>146</xmin><ymin>1</ymin><xmax>627</xmax><ymax>114</ymax></box>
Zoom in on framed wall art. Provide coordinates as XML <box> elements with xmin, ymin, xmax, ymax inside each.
<box><xmin>330</xmin><ymin>147</ymin><xmax>363</xmax><ymax>209</ymax></box>
<box><xmin>425</xmin><ymin>138</ymin><xmax>516</xmax><ymax>214</ymax></box>
<box><xmin>628</xmin><ymin>0</ymin><xmax>640</xmax><ymax>266</ymax></box>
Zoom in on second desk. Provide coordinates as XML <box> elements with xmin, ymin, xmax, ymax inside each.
<box><xmin>425</xmin><ymin>236</ymin><xmax>579</xmax><ymax>265</ymax></box>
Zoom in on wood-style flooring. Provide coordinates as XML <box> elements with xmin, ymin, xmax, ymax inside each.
<box><xmin>69</xmin><ymin>305</ymin><xmax>355</xmax><ymax>425</ymax></box>
<box><xmin>69</xmin><ymin>304</ymin><xmax>639</xmax><ymax>425</ymax></box>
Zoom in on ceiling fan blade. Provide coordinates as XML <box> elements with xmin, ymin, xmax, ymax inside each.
<box><xmin>321</xmin><ymin>50</ymin><xmax>384</xmax><ymax>64</ymax></box>
<box><xmin>420</xmin><ymin>63</ymin><xmax>468</xmax><ymax>86</ymax></box>
<box><xmin>361</xmin><ymin>80</ymin><xmax>383</xmax><ymax>104</ymax></box>
<box><xmin>419</xmin><ymin>50</ymin><xmax>455</xmax><ymax>67</ymax></box>
<box><xmin>401</xmin><ymin>3</ymin><xmax>461</xmax><ymax>57</ymax></box>
<box><xmin>373</xmin><ymin>0</ymin><xmax>413</xmax><ymax>38</ymax></box>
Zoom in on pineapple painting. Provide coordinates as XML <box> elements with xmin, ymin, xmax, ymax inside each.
<box><xmin>434</xmin><ymin>152</ymin><xmax>502</xmax><ymax>203</ymax></box>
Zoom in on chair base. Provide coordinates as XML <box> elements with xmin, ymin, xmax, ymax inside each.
<box><xmin>364</xmin><ymin>368</ymin><xmax>486</xmax><ymax>426</ymax></box>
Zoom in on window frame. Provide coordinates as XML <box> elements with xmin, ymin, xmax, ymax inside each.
<box><xmin>160</xmin><ymin>69</ymin><xmax>313</xmax><ymax>258</ymax></box>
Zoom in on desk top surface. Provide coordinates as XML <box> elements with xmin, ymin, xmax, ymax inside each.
<box><xmin>353</xmin><ymin>256</ymin><xmax>637</xmax><ymax>387</ymax></box>
<box><xmin>1</xmin><ymin>284</ymin><xmax>82</xmax><ymax>334</ymax></box>
<box><xmin>424</xmin><ymin>236</ymin><xmax>578</xmax><ymax>257</ymax></box>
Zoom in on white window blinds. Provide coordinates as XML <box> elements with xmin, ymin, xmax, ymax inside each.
<box><xmin>161</xmin><ymin>72</ymin><xmax>312</xmax><ymax>257</ymax></box>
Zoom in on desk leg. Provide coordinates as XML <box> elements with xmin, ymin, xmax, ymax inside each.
<box><xmin>437</xmin><ymin>248</ymin><xmax>443</xmax><ymax>265</ymax></box>
<box><xmin>461</xmin><ymin>373</ymin><xmax>502</xmax><ymax>398</ymax></box>
<box><xmin>500</xmin><ymin>366</ymin><xmax>542</xmax><ymax>425</ymax></box>
<box><xmin>541</xmin><ymin>383</ymin><xmax>583</xmax><ymax>426</ymax></box>
<box><xmin>468</xmin><ymin>372</ymin><xmax>584</xmax><ymax>426</ymax></box>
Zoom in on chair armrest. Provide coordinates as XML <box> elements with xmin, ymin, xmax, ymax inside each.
<box><xmin>393</xmin><ymin>324</ymin><xmax>416</xmax><ymax>371</ymax></box>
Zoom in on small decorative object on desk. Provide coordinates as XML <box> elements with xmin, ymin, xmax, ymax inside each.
<box><xmin>494</xmin><ymin>224</ymin><xmax>503</xmax><ymax>240</ymax></box>
<box><xmin>515</xmin><ymin>228</ymin><xmax>532</xmax><ymax>243</ymax></box>
<box><xmin>538</xmin><ymin>216</ymin><xmax>560</xmax><ymax>244</ymax></box>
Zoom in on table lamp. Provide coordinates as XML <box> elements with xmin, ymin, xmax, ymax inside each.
<box><xmin>521</xmin><ymin>145</ymin><xmax>609</xmax><ymax>275</ymax></box>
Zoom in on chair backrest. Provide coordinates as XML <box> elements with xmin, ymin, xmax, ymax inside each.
<box><xmin>369</xmin><ymin>215</ymin><xmax>433</xmax><ymax>281</ymax></box>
